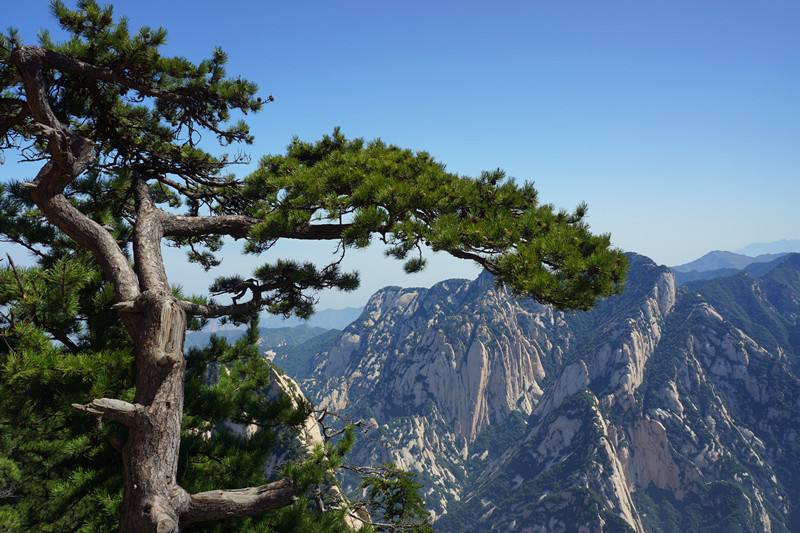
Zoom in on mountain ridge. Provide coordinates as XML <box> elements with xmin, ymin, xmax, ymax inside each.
<box><xmin>672</xmin><ymin>250</ymin><xmax>786</xmax><ymax>274</ymax></box>
<box><xmin>736</xmin><ymin>239</ymin><xmax>800</xmax><ymax>257</ymax></box>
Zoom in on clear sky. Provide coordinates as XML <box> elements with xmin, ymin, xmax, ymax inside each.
<box><xmin>2</xmin><ymin>0</ymin><xmax>798</xmax><ymax>308</ymax></box>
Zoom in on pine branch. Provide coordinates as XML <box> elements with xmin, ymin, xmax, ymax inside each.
<box><xmin>178</xmin><ymin>298</ymin><xmax>260</xmax><ymax>318</ymax></box>
<box><xmin>9</xmin><ymin>45</ymin><xmax>140</xmax><ymax>302</ymax></box>
<box><xmin>160</xmin><ymin>212</ymin><xmax>354</xmax><ymax>241</ymax></box>
<box><xmin>71</xmin><ymin>398</ymin><xmax>144</xmax><ymax>427</ymax></box>
<box><xmin>180</xmin><ymin>479</ymin><xmax>298</xmax><ymax>524</ymax></box>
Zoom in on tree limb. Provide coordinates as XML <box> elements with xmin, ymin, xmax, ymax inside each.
<box><xmin>446</xmin><ymin>248</ymin><xmax>500</xmax><ymax>275</ymax></box>
<box><xmin>51</xmin><ymin>331</ymin><xmax>80</xmax><ymax>353</ymax></box>
<box><xmin>35</xmin><ymin>47</ymin><xmax>199</xmax><ymax>105</ymax></box>
<box><xmin>178</xmin><ymin>297</ymin><xmax>260</xmax><ymax>318</ymax></box>
<box><xmin>0</xmin><ymin>236</ymin><xmax>47</xmax><ymax>259</ymax></box>
<box><xmin>11</xmin><ymin>45</ymin><xmax>141</xmax><ymax>302</ymax></box>
<box><xmin>282</xmin><ymin>223</ymin><xmax>355</xmax><ymax>240</ymax></box>
<box><xmin>71</xmin><ymin>398</ymin><xmax>144</xmax><ymax>426</ymax></box>
<box><xmin>160</xmin><ymin>213</ymin><xmax>354</xmax><ymax>241</ymax></box>
<box><xmin>160</xmin><ymin>214</ymin><xmax>259</xmax><ymax>239</ymax></box>
<box><xmin>23</xmin><ymin>46</ymin><xmax>257</xmax><ymax>143</ymax></box>
<box><xmin>133</xmin><ymin>180</ymin><xmax>169</xmax><ymax>292</ymax></box>
<box><xmin>32</xmin><ymin>175</ymin><xmax>141</xmax><ymax>301</ymax></box>
<box><xmin>181</xmin><ymin>478</ymin><xmax>298</xmax><ymax>524</ymax></box>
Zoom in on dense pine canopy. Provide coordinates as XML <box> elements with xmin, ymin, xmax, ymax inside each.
<box><xmin>243</xmin><ymin>131</ymin><xmax>626</xmax><ymax>310</ymax></box>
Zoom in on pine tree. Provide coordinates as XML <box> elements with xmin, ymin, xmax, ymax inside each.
<box><xmin>0</xmin><ymin>1</ymin><xmax>627</xmax><ymax>530</ymax></box>
<box><xmin>0</xmin><ymin>259</ymin><xmax>421</xmax><ymax>531</ymax></box>
<box><xmin>0</xmin><ymin>256</ymin><xmax>133</xmax><ymax>531</ymax></box>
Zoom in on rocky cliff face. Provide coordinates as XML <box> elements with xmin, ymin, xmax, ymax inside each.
<box><xmin>300</xmin><ymin>253</ymin><xmax>800</xmax><ymax>531</ymax></box>
<box><xmin>441</xmin><ymin>254</ymin><xmax>800</xmax><ymax>532</ymax></box>
<box><xmin>304</xmin><ymin>274</ymin><xmax>571</xmax><ymax>516</ymax></box>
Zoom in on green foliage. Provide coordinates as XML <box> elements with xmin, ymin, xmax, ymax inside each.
<box><xmin>177</xmin><ymin>319</ymin><xmax>361</xmax><ymax>533</ymax></box>
<box><xmin>1</xmin><ymin>0</ymin><xmax>265</xmax><ymax>269</ymax></box>
<box><xmin>0</xmin><ymin>256</ymin><xmax>93</xmax><ymax>348</ymax></box>
<box><xmin>179</xmin><ymin>320</ymin><xmax>433</xmax><ymax>532</ymax></box>
<box><xmin>0</xmin><ymin>321</ymin><xmax>132</xmax><ymax>532</ymax></box>
<box><xmin>0</xmin><ymin>255</ymin><xmax>135</xmax><ymax>531</ymax></box>
<box><xmin>360</xmin><ymin>464</ymin><xmax>433</xmax><ymax>532</ymax></box>
<box><xmin>0</xmin><ymin>277</ymin><xmax>349</xmax><ymax>532</ymax></box>
<box><xmin>283</xmin><ymin>429</ymin><xmax>352</xmax><ymax>492</ymax></box>
<box><xmin>257</xmin><ymin>498</ymin><xmax>364</xmax><ymax>533</ymax></box>
<box><xmin>45</xmin><ymin>0</ymin><xmax>262</xmax><ymax>156</ymax></box>
<box><xmin>0</xmin><ymin>182</ymin><xmax>57</xmax><ymax>255</ymax></box>
<box><xmin>208</xmin><ymin>261</ymin><xmax>359</xmax><ymax>325</ymax></box>
<box><xmin>243</xmin><ymin>129</ymin><xmax>627</xmax><ymax>311</ymax></box>
<box><xmin>181</xmin><ymin>318</ymin><xmax>310</xmax><ymax>491</ymax></box>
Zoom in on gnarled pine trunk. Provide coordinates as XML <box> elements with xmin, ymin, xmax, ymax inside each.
<box><xmin>119</xmin><ymin>293</ymin><xmax>189</xmax><ymax>532</ymax></box>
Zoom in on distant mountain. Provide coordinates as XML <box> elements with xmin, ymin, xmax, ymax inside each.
<box><xmin>672</xmin><ymin>250</ymin><xmax>785</xmax><ymax>274</ymax></box>
<box><xmin>674</xmin><ymin>254</ymin><xmax>797</xmax><ymax>286</ymax></box>
<box><xmin>737</xmin><ymin>239</ymin><xmax>800</xmax><ymax>256</ymax></box>
<box><xmin>191</xmin><ymin>307</ymin><xmax>363</xmax><ymax>337</ymax></box>
<box><xmin>270</xmin><ymin>328</ymin><xmax>342</xmax><ymax>380</ymax></box>
<box><xmin>293</xmin><ymin>253</ymin><xmax>800</xmax><ymax>532</ymax></box>
<box><xmin>672</xmin><ymin>266</ymin><xmax>741</xmax><ymax>285</ymax></box>
<box><xmin>259</xmin><ymin>306</ymin><xmax>364</xmax><ymax>330</ymax></box>
<box><xmin>184</xmin><ymin>324</ymin><xmax>331</xmax><ymax>351</ymax></box>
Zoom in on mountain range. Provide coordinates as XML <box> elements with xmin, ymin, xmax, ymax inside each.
<box><xmin>671</xmin><ymin>250</ymin><xmax>786</xmax><ymax>274</ymax></box>
<box><xmin>267</xmin><ymin>251</ymin><xmax>800</xmax><ymax>532</ymax></box>
<box><xmin>736</xmin><ymin>240</ymin><xmax>800</xmax><ymax>257</ymax></box>
<box><xmin>670</xmin><ymin>241</ymin><xmax>800</xmax><ymax>286</ymax></box>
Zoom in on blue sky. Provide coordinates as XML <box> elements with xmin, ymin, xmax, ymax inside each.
<box><xmin>2</xmin><ymin>1</ymin><xmax>798</xmax><ymax>308</ymax></box>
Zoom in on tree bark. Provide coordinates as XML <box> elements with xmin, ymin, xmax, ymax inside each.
<box><xmin>117</xmin><ymin>293</ymin><xmax>189</xmax><ymax>532</ymax></box>
<box><xmin>88</xmin><ymin>285</ymin><xmax>299</xmax><ymax>532</ymax></box>
<box><xmin>181</xmin><ymin>479</ymin><xmax>297</xmax><ymax>524</ymax></box>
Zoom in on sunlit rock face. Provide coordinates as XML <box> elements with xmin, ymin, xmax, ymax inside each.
<box><xmin>301</xmin><ymin>253</ymin><xmax>800</xmax><ymax>531</ymax></box>
<box><xmin>439</xmin><ymin>254</ymin><xmax>800</xmax><ymax>532</ymax></box>
<box><xmin>310</xmin><ymin>274</ymin><xmax>569</xmax><ymax>439</ymax></box>
<box><xmin>303</xmin><ymin>272</ymin><xmax>571</xmax><ymax>517</ymax></box>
